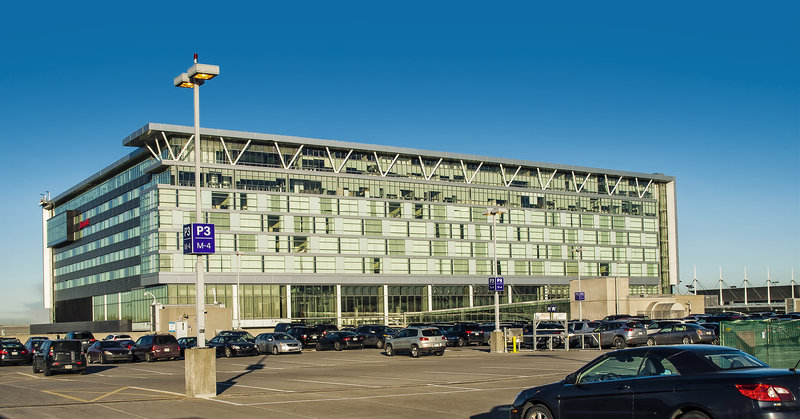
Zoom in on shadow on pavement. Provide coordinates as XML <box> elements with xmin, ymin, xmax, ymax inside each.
<box><xmin>471</xmin><ymin>405</ymin><xmax>511</xmax><ymax>419</ymax></box>
<box><xmin>217</xmin><ymin>355</ymin><xmax>269</xmax><ymax>395</ymax></box>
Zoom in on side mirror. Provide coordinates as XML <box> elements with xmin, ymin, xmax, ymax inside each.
<box><xmin>565</xmin><ymin>373</ymin><xmax>578</xmax><ymax>384</ymax></box>
<box><xmin>267</xmin><ymin>339</ymin><xmax>273</xmax><ymax>342</ymax></box>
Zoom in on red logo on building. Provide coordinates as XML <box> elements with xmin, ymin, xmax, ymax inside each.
<box><xmin>79</xmin><ymin>219</ymin><xmax>91</xmax><ymax>230</ymax></box>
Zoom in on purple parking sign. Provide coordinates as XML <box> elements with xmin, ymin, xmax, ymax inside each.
<box><xmin>183</xmin><ymin>223</ymin><xmax>216</xmax><ymax>255</ymax></box>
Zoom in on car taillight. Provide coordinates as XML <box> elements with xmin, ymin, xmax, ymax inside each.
<box><xmin>343</xmin><ymin>337</ymin><xmax>351</xmax><ymax>341</ymax></box>
<box><xmin>736</xmin><ymin>384</ymin><xmax>795</xmax><ymax>401</ymax></box>
<box><xmin>419</xmin><ymin>337</ymin><xmax>429</xmax><ymax>341</ymax></box>
<box><xmin>442</xmin><ymin>337</ymin><xmax>446</xmax><ymax>340</ymax></box>
<box><xmin>21</xmin><ymin>349</ymin><xmax>28</xmax><ymax>354</ymax></box>
<box><xmin>466</xmin><ymin>330</ymin><xmax>473</xmax><ymax>334</ymax></box>
<box><xmin>0</xmin><ymin>350</ymin><xmax>6</xmax><ymax>355</ymax></box>
<box><xmin>623</xmin><ymin>328</ymin><xmax>634</xmax><ymax>332</ymax></box>
<box><xmin>302</xmin><ymin>334</ymin><xmax>307</xmax><ymax>339</ymax></box>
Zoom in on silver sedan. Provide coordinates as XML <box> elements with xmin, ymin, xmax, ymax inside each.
<box><xmin>255</xmin><ymin>333</ymin><xmax>303</xmax><ymax>355</ymax></box>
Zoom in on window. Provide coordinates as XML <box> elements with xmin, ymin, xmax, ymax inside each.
<box><xmin>578</xmin><ymin>353</ymin><xmax>645</xmax><ymax>383</ymax></box>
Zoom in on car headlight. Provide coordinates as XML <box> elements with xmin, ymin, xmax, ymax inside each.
<box><xmin>512</xmin><ymin>390</ymin><xmax>527</xmax><ymax>407</ymax></box>
<box><xmin>231</xmin><ymin>345</ymin><xmax>240</xmax><ymax>350</ymax></box>
<box><xmin>104</xmin><ymin>351</ymin><xmax>113</xmax><ymax>355</ymax></box>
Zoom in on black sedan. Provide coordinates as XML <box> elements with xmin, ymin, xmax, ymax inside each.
<box><xmin>207</xmin><ymin>336</ymin><xmax>258</xmax><ymax>358</ymax></box>
<box><xmin>315</xmin><ymin>332</ymin><xmax>364</xmax><ymax>351</ymax></box>
<box><xmin>510</xmin><ymin>345</ymin><xmax>799</xmax><ymax>419</ymax></box>
<box><xmin>0</xmin><ymin>342</ymin><xmax>30</xmax><ymax>365</ymax></box>
<box><xmin>86</xmin><ymin>340</ymin><xmax>133</xmax><ymax>364</ymax></box>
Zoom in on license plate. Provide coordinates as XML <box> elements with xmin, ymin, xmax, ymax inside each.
<box><xmin>164</xmin><ymin>348</ymin><xmax>170</xmax><ymax>352</ymax></box>
<box><xmin>65</xmin><ymin>365</ymin><xmax>73</xmax><ymax>369</ymax></box>
<box><xmin>11</xmin><ymin>352</ymin><xmax>18</xmax><ymax>355</ymax></box>
<box><xmin>434</xmin><ymin>343</ymin><xmax>440</xmax><ymax>347</ymax></box>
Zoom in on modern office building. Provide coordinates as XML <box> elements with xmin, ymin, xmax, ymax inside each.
<box><xmin>41</xmin><ymin>123</ymin><xmax>678</xmax><ymax>329</ymax></box>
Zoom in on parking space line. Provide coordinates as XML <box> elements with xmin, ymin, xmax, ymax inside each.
<box><xmin>218</xmin><ymin>382</ymin><xmax>294</xmax><ymax>392</ymax></box>
<box><xmin>98</xmin><ymin>403</ymin><xmax>150</xmax><ymax>418</ymax></box>
<box><xmin>272</xmin><ymin>360</ymin><xmax>334</xmax><ymax>367</ymax></box>
<box><xmin>429</xmin><ymin>384</ymin><xmax>479</xmax><ymax>390</ymax></box>
<box><xmin>288</xmin><ymin>379</ymin><xmax>379</xmax><ymax>387</ymax></box>
<box><xmin>130</xmin><ymin>368</ymin><xmax>172</xmax><ymax>375</ymax></box>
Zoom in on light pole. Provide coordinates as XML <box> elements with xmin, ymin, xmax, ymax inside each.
<box><xmin>174</xmin><ymin>54</ymin><xmax>219</xmax><ymax>348</ymax></box>
<box><xmin>482</xmin><ymin>208</ymin><xmax>505</xmax><ymax>353</ymax></box>
<box><xmin>766</xmin><ymin>268</ymin><xmax>778</xmax><ymax>307</ymax></box>
<box><xmin>235</xmin><ymin>252</ymin><xmax>243</xmax><ymax>330</ymax></box>
<box><xmin>144</xmin><ymin>292</ymin><xmax>157</xmax><ymax>331</ymax></box>
<box><xmin>570</xmin><ymin>247</ymin><xmax>585</xmax><ymax>320</ymax></box>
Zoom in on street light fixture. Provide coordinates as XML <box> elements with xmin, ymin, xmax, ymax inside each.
<box><xmin>482</xmin><ymin>207</ymin><xmax>505</xmax><ymax>353</ymax></box>
<box><xmin>235</xmin><ymin>252</ymin><xmax>243</xmax><ymax>330</ymax></box>
<box><xmin>174</xmin><ymin>54</ymin><xmax>219</xmax><ymax>348</ymax></box>
<box><xmin>570</xmin><ymin>247</ymin><xmax>585</xmax><ymax>320</ymax></box>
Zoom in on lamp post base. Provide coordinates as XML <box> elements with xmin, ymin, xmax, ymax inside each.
<box><xmin>490</xmin><ymin>331</ymin><xmax>505</xmax><ymax>354</ymax></box>
<box><xmin>185</xmin><ymin>347</ymin><xmax>216</xmax><ymax>398</ymax></box>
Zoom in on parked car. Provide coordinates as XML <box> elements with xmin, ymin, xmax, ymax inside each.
<box><xmin>0</xmin><ymin>337</ymin><xmax>21</xmax><ymax>344</ymax></box>
<box><xmin>177</xmin><ymin>337</ymin><xmax>198</xmax><ymax>357</ymax></box>
<box><xmin>568</xmin><ymin>321</ymin><xmax>601</xmax><ymax>348</ymax></box>
<box><xmin>440</xmin><ymin>327</ymin><xmax>464</xmax><ymax>347</ymax></box>
<box><xmin>354</xmin><ymin>324</ymin><xmax>396</xmax><ymax>349</ymax></box>
<box><xmin>646</xmin><ymin>320</ymin><xmax>684</xmax><ymax>335</ymax></box>
<box><xmin>593</xmin><ymin>321</ymin><xmax>648</xmax><ymax>349</ymax></box>
<box><xmin>24</xmin><ymin>336</ymin><xmax>50</xmax><ymax>345</ymax></box>
<box><xmin>31</xmin><ymin>340</ymin><xmax>86</xmax><ymax>376</ymax></box>
<box><xmin>24</xmin><ymin>339</ymin><xmax>49</xmax><ymax>364</ymax></box>
<box><xmin>64</xmin><ymin>331</ymin><xmax>96</xmax><ymax>353</ymax></box>
<box><xmin>316</xmin><ymin>331</ymin><xmax>365</xmax><ymax>351</ymax></box>
<box><xmin>509</xmin><ymin>345</ymin><xmax>799</xmax><ymax>419</ymax></box>
<box><xmin>384</xmin><ymin>326</ymin><xmax>446</xmax><ymax>358</ymax></box>
<box><xmin>646</xmin><ymin>323</ymin><xmax>717</xmax><ymax>346</ymax></box>
<box><xmin>255</xmin><ymin>333</ymin><xmax>302</xmax><ymax>355</ymax></box>
<box><xmin>216</xmin><ymin>330</ymin><xmax>256</xmax><ymax>343</ymax></box>
<box><xmin>207</xmin><ymin>335</ymin><xmax>258</xmax><ymax>358</ymax></box>
<box><xmin>523</xmin><ymin>322</ymin><xmax>568</xmax><ymax>349</ymax></box>
<box><xmin>314</xmin><ymin>324</ymin><xmax>339</xmax><ymax>336</ymax></box>
<box><xmin>116</xmin><ymin>339</ymin><xmax>137</xmax><ymax>350</ymax></box>
<box><xmin>275</xmin><ymin>322</ymin><xmax>306</xmax><ymax>333</ymax></box>
<box><xmin>0</xmin><ymin>342</ymin><xmax>29</xmax><ymax>365</ymax></box>
<box><xmin>103</xmin><ymin>334</ymin><xmax>132</xmax><ymax>341</ymax></box>
<box><xmin>86</xmin><ymin>340</ymin><xmax>133</xmax><ymax>364</ymax></box>
<box><xmin>444</xmin><ymin>322</ymin><xmax>483</xmax><ymax>346</ymax></box>
<box><xmin>287</xmin><ymin>326</ymin><xmax>322</xmax><ymax>347</ymax></box>
<box><xmin>131</xmin><ymin>334</ymin><xmax>180</xmax><ymax>362</ymax></box>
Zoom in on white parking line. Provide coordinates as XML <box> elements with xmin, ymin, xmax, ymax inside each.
<box><xmin>218</xmin><ymin>382</ymin><xmax>294</xmax><ymax>392</ymax></box>
<box><xmin>129</xmin><ymin>368</ymin><xmax>172</xmax><ymax>375</ymax></box>
<box><xmin>288</xmin><ymin>379</ymin><xmax>379</xmax><ymax>387</ymax></box>
<box><xmin>271</xmin><ymin>360</ymin><xmax>334</xmax><ymax>367</ymax></box>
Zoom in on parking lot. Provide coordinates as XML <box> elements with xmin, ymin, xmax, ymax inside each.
<box><xmin>0</xmin><ymin>345</ymin><xmax>604</xmax><ymax>419</ymax></box>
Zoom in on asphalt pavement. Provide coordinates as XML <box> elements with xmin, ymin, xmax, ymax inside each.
<box><xmin>0</xmin><ymin>345</ymin><xmax>605</xmax><ymax>419</ymax></box>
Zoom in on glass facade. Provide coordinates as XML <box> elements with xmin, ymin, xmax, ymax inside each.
<box><xmin>45</xmin><ymin>125</ymin><xmax>677</xmax><ymax>325</ymax></box>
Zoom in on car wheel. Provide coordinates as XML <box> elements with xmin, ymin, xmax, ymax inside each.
<box><xmin>376</xmin><ymin>339</ymin><xmax>384</xmax><ymax>349</ymax></box>
<box><xmin>43</xmin><ymin>365</ymin><xmax>52</xmax><ymax>376</ymax></box>
<box><xmin>525</xmin><ymin>405</ymin><xmax>553</xmax><ymax>419</ymax></box>
<box><xmin>435</xmin><ymin>350</ymin><xmax>444</xmax><ymax>356</ymax></box>
<box><xmin>316</xmin><ymin>343</ymin><xmax>322</xmax><ymax>351</ymax></box>
<box><xmin>385</xmin><ymin>344</ymin><xmax>394</xmax><ymax>356</ymax></box>
<box><xmin>32</xmin><ymin>363</ymin><xmax>39</xmax><ymax>374</ymax></box>
<box><xmin>334</xmin><ymin>342</ymin><xmax>342</xmax><ymax>351</ymax></box>
<box><xmin>272</xmin><ymin>346</ymin><xmax>279</xmax><ymax>355</ymax></box>
<box><xmin>410</xmin><ymin>345</ymin><xmax>420</xmax><ymax>358</ymax></box>
<box><xmin>613</xmin><ymin>336</ymin><xmax>626</xmax><ymax>349</ymax></box>
<box><xmin>646</xmin><ymin>337</ymin><xmax>656</xmax><ymax>347</ymax></box>
<box><xmin>225</xmin><ymin>347</ymin><xmax>234</xmax><ymax>358</ymax></box>
<box><xmin>145</xmin><ymin>352</ymin><xmax>155</xmax><ymax>363</ymax></box>
<box><xmin>79</xmin><ymin>369</ymin><xmax>86</xmax><ymax>375</ymax></box>
<box><xmin>457</xmin><ymin>337</ymin><xmax>465</xmax><ymax>347</ymax></box>
<box><xmin>100</xmin><ymin>355</ymin><xmax>106</xmax><ymax>364</ymax></box>
<box><xmin>678</xmin><ymin>411</ymin><xmax>710</xmax><ymax>419</ymax></box>
<box><xmin>682</xmin><ymin>336</ymin><xmax>691</xmax><ymax>345</ymax></box>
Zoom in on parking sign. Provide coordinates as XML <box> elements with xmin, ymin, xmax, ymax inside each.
<box><xmin>183</xmin><ymin>223</ymin><xmax>216</xmax><ymax>255</ymax></box>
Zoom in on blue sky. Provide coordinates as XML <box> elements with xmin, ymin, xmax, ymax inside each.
<box><xmin>1</xmin><ymin>2</ymin><xmax>797</xmax><ymax>324</ymax></box>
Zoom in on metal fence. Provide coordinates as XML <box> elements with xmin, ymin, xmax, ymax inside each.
<box><xmin>719</xmin><ymin>320</ymin><xmax>800</xmax><ymax>368</ymax></box>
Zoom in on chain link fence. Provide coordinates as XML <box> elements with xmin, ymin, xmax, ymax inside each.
<box><xmin>718</xmin><ymin>320</ymin><xmax>800</xmax><ymax>368</ymax></box>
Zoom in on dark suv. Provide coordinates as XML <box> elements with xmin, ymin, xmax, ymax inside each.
<box><xmin>32</xmin><ymin>340</ymin><xmax>87</xmax><ymax>376</ymax></box>
<box><xmin>286</xmin><ymin>326</ymin><xmax>321</xmax><ymax>347</ymax></box>
<box><xmin>444</xmin><ymin>322</ymin><xmax>483</xmax><ymax>346</ymax></box>
<box><xmin>132</xmin><ymin>334</ymin><xmax>180</xmax><ymax>362</ymax></box>
<box><xmin>216</xmin><ymin>330</ymin><xmax>256</xmax><ymax>343</ymax></box>
<box><xmin>354</xmin><ymin>325</ymin><xmax>397</xmax><ymax>349</ymax></box>
<box><xmin>275</xmin><ymin>322</ymin><xmax>306</xmax><ymax>333</ymax></box>
<box><xmin>64</xmin><ymin>331</ymin><xmax>96</xmax><ymax>352</ymax></box>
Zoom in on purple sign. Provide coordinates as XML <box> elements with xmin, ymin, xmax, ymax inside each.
<box><xmin>183</xmin><ymin>223</ymin><xmax>215</xmax><ymax>255</ymax></box>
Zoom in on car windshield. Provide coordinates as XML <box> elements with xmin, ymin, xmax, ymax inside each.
<box><xmin>702</xmin><ymin>351</ymin><xmax>768</xmax><ymax>369</ymax></box>
<box><xmin>2</xmin><ymin>343</ymin><xmax>24</xmax><ymax>350</ymax></box>
<box><xmin>274</xmin><ymin>334</ymin><xmax>294</xmax><ymax>341</ymax></box>
<box><xmin>224</xmin><ymin>337</ymin><xmax>250</xmax><ymax>344</ymax></box>
<box><xmin>52</xmin><ymin>341</ymin><xmax>82</xmax><ymax>352</ymax></box>
<box><xmin>421</xmin><ymin>329</ymin><xmax>443</xmax><ymax>337</ymax></box>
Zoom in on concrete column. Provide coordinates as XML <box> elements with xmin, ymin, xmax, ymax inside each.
<box><xmin>508</xmin><ymin>285</ymin><xmax>512</xmax><ymax>304</ymax></box>
<box><xmin>336</xmin><ymin>284</ymin><xmax>342</xmax><ymax>328</ymax></box>
<box><xmin>383</xmin><ymin>284</ymin><xmax>389</xmax><ymax>325</ymax></box>
<box><xmin>427</xmin><ymin>284</ymin><xmax>433</xmax><ymax>312</ymax></box>
<box><xmin>185</xmin><ymin>347</ymin><xmax>216</xmax><ymax>398</ymax></box>
<box><xmin>286</xmin><ymin>285</ymin><xmax>292</xmax><ymax>320</ymax></box>
<box><xmin>469</xmin><ymin>285</ymin><xmax>474</xmax><ymax>308</ymax></box>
